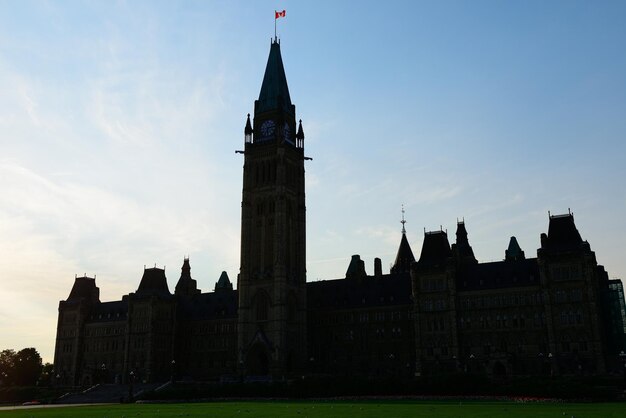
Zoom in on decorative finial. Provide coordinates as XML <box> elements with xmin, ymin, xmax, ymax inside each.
<box><xmin>401</xmin><ymin>204</ymin><xmax>407</xmax><ymax>234</ymax></box>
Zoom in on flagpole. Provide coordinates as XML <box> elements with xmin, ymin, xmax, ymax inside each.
<box><xmin>274</xmin><ymin>10</ymin><xmax>277</xmax><ymax>41</ymax></box>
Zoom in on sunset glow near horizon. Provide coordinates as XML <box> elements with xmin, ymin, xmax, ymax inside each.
<box><xmin>1</xmin><ymin>1</ymin><xmax>625</xmax><ymax>362</ymax></box>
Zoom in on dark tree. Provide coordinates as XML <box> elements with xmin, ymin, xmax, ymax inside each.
<box><xmin>13</xmin><ymin>348</ymin><xmax>43</xmax><ymax>386</ymax></box>
<box><xmin>38</xmin><ymin>362</ymin><xmax>54</xmax><ymax>387</ymax></box>
<box><xmin>0</xmin><ymin>349</ymin><xmax>16</xmax><ymax>385</ymax></box>
<box><xmin>0</xmin><ymin>348</ymin><xmax>43</xmax><ymax>386</ymax></box>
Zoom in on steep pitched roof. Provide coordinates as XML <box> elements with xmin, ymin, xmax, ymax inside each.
<box><xmin>457</xmin><ymin>258</ymin><xmax>540</xmax><ymax>291</ymax></box>
<box><xmin>88</xmin><ymin>301</ymin><xmax>128</xmax><ymax>323</ymax></box>
<box><xmin>307</xmin><ymin>272</ymin><xmax>412</xmax><ymax>310</ymax></box>
<box><xmin>136</xmin><ymin>267</ymin><xmax>171</xmax><ymax>298</ymax></box>
<box><xmin>177</xmin><ymin>290</ymin><xmax>238</xmax><ymax>321</ymax></box>
<box><xmin>505</xmin><ymin>236</ymin><xmax>525</xmax><ymax>261</ymax></box>
<box><xmin>256</xmin><ymin>40</ymin><xmax>293</xmax><ymax>116</ymax></box>
<box><xmin>391</xmin><ymin>233</ymin><xmax>415</xmax><ymax>274</ymax></box>
<box><xmin>215</xmin><ymin>271</ymin><xmax>233</xmax><ymax>291</ymax></box>
<box><xmin>417</xmin><ymin>231</ymin><xmax>452</xmax><ymax>268</ymax></box>
<box><xmin>541</xmin><ymin>213</ymin><xmax>587</xmax><ymax>252</ymax></box>
<box><xmin>66</xmin><ymin>276</ymin><xmax>100</xmax><ymax>303</ymax></box>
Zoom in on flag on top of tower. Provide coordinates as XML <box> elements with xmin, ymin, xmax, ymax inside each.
<box><xmin>275</xmin><ymin>10</ymin><xmax>286</xmax><ymax>19</ymax></box>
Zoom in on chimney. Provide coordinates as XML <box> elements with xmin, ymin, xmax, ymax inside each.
<box><xmin>374</xmin><ymin>258</ymin><xmax>382</xmax><ymax>277</ymax></box>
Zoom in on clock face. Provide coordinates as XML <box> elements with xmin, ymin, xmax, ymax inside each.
<box><xmin>283</xmin><ymin>122</ymin><xmax>292</xmax><ymax>141</ymax></box>
<box><xmin>260</xmin><ymin>120</ymin><xmax>275</xmax><ymax>137</ymax></box>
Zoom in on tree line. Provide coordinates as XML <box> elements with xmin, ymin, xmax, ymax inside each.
<box><xmin>0</xmin><ymin>348</ymin><xmax>52</xmax><ymax>387</ymax></box>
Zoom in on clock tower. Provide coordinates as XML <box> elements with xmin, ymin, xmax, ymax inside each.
<box><xmin>237</xmin><ymin>39</ymin><xmax>307</xmax><ymax>378</ymax></box>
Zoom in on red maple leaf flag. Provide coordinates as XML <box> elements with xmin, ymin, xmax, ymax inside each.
<box><xmin>275</xmin><ymin>10</ymin><xmax>286</xmax><ymax>19</ymax></box>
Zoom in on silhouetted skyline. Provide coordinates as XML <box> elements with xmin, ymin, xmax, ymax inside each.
<box><xmin>1</xmin><ymin>1</ymin><xmax>625</xmax><ymax>363</ymax></box>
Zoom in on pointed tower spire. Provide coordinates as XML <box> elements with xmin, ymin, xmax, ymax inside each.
<box><xmin>401</xmin><ymin>204</ymin><xmax>407</xmax><ymax>234</ymax></box>
<box><xmin>255</xmin><ymin>40</ymin><xmax>293</xmax><ymax>117</ymax></box>
<box><xmin>391</xmin><ymin>207</ymin><xmax>416</xmax><ymax>274</ymax></box>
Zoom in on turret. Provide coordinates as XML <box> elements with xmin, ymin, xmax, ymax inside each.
<box><xmin>175</xmin><ymin>257</ymin><xmax>200</xmax><ymax>296</ymax></box>
<box><xmin>244</xmin><ymin>113</ymin><xmax>253</xmax><ymax>144</ymax></box>
<box><xmin>215</xmin><ymin>271</ymin><xmax>233</xmax><ymax>292</ymax></box>
<box><xmin>346</xmin><ymin>255</ymin><xmax>367</xmax><ymax>279</ymax></box>
<box><xmin>296</xmin><ymin>119</ymin><xmax>305</xmax><ymax>148</ymax></box>
<box><xmin>505</xmin><ymin>236</ymin><xmax>525</xmax><ymax>261</ymax></box>
<box><xmin>452</xmin><ymin>220</ymin><xmax>477</xmax><ymax>263</ymax></box>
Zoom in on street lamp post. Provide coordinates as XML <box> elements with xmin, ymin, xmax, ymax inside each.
<box><xmin>171</xmin><ymin>360</ymin><xmax>176</xmax><ymax>383</ymax></box>
<box><xmin>547</xmin><ymin>353</ymin><xmax>554</xmax><ymax>377</ymax></box>
<box><xmin>619</xmin><ymin>351</ymin><xmax>626</xmax><ymax>385</ymax></box>
<box><xmin>128</xmin><ymin>371</ymin><xmax>135</xmax><ymax>403</ymax></box>
<box><xmin>101</xmin><ymin>363</ymin><xmax>106</xmax><ymax>384</ymax></box>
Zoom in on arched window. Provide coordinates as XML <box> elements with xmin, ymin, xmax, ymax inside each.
<box><xmin>287</xmin><ymin>292</ymin><xmax>297</xmax><ymax>322</ymax></box>
<box><xmin>254</xmin><ymin>291</ymin><xmax>269</xmax><ymax>321</ymax></box>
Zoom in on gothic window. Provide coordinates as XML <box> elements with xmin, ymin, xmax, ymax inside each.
<box><xmin>254</xmin><ymin>291</ymin><xmax>270</xmax><ymax>322</ymax></box>
<box><xmin>287</xmin><ymin>292</ymin><xmax>297</xmax><ymax>322</ymax></box>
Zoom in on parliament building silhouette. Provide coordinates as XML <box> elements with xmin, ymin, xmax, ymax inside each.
<box><xmin>53</xmin><ymin>39</ymin><xmax>626</xmax><ymax>386</ymax></box>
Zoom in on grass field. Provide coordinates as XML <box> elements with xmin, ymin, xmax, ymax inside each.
<box><xmin>0</xmin><ymin>401</ymin><xmax>624</xmax><ymax>418</ymax></box>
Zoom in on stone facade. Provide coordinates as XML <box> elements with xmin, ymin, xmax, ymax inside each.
<box><xmin>53</xmin><ymin>40</ymin><xmax>625</xmax><ymax>386</ymax></box>
<box><xmin>411</xmin><ymin>215</ymin><xmax>618</xmax><ymax>377</ymax></box>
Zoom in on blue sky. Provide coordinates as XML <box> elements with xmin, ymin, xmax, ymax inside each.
<box><xmin>0</xmin><ymin>1</ymin><xmax>625</xmax><ymax>362</ymax></box>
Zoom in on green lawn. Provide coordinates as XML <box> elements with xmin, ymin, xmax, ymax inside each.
<box><xmin>0</xmin><ymin>401</ymin><xmax>624</xmax><ymax>418</ymax></box>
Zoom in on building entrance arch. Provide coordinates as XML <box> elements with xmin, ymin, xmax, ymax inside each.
<box><xmin>246</xmin><ymin>343</ymin><xmax>270</xmax><ymax>376</ymax></box>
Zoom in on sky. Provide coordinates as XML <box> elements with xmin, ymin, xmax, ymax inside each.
<box><xmin>0</xmin><ymin>1</ymin><xmax>625</xmax><ymax>363</ymax></box>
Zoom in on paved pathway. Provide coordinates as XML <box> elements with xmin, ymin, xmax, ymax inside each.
<box><xmin>0</xmin><ymin>403</ymin><xmax>109</xmax><ymax>411</ymax></box>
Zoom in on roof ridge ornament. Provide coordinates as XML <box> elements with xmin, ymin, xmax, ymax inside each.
<box><xmin>401</xmin><ymin>204</ymin><xmax>407</xmax><ymax>234</ymax></box>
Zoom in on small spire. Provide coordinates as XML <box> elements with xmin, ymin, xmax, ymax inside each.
<box><xmin>296</xmin><ymin>119</ymin><xmax>305</xmax><ymax>148</ymax></box>
<box><xmin>245</xmin><ymin>114</ymin><xmax>252</xmax><ymax>134</ymax></box>
<box><xmin>400</xmin><ymin>205</ymin><xmax>407</xmax><ymax>234</ymax></box>
<box><xmin>244</xmin><ymin>114</ymin><xmax>253</xmax><ymax>144</ymax></box>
